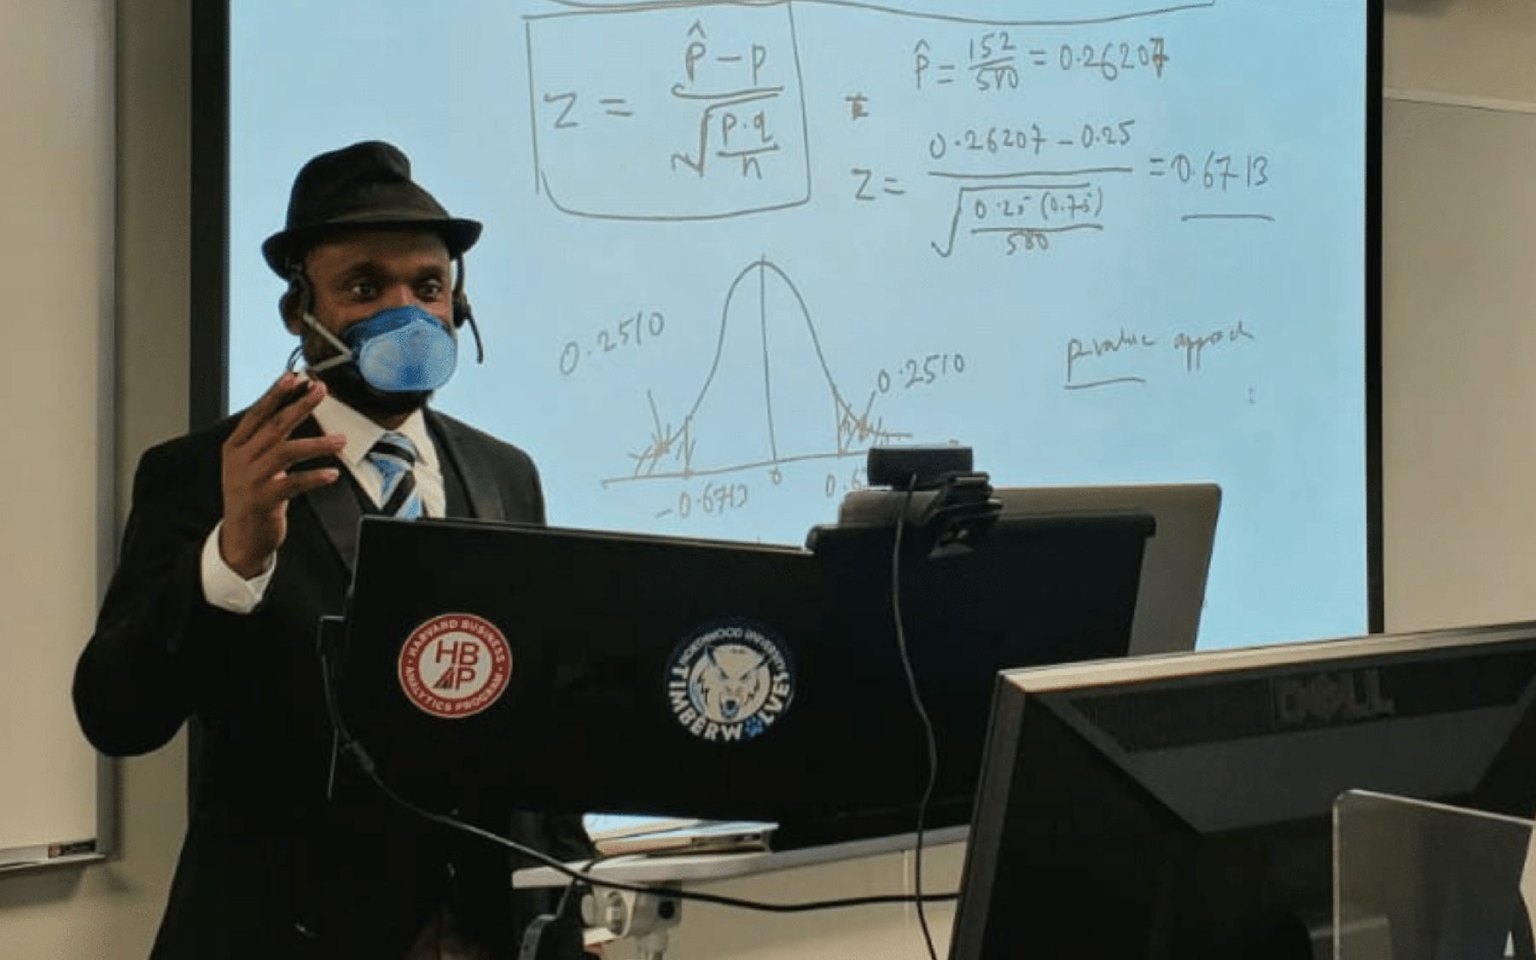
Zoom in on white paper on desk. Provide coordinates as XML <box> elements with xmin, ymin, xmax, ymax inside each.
<box><xmin>593</xmin><ymin>820</ymin><xmax>776</xmax><ymax>857</ymax></box>
<box><xmin>583</xmin><ymin>813</ymin><xmax>711</xmax><ymax>842</ymax></box>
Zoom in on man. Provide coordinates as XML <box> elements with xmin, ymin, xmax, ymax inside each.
<box><xmin>74</xmin><ymin>141</ymin><xmax>591</xmax><ymax>959</ymax></box>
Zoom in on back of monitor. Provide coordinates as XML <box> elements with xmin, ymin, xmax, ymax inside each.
<box><xmin>993</xmin><ymin>483</ymin><xmax>1220</xmax><ymax>655</ymax></box>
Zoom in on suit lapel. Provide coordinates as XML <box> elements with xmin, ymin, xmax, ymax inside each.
<box><xmin>290</xmin><ymin>417</ymin><xmax>367</xmax><ymax>574</ymax></box>
<box><xmin>290</xmin><ymin>409</ymin><xmax>504</xmax><ymax>575</ymax></box>
<box><xmin>428</xmin><ymin>409</ymin><xmax>505</xmax><ymax>523</ymax></box>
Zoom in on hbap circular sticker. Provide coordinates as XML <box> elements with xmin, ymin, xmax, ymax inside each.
<box><xmin>666</xmin><ymin>621</ymin><xmax>795</xmax><ymax>742</ymax></box>
<box><xmin>397</xmin><ymin>613</ymin><xmax>511</xmax><ymax>719</ymax></box>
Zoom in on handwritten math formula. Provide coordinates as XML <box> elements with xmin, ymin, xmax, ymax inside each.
<box><xmin>514</xmin><ymin>0</ymin><xmax>1343</xmax><ymax>543</ymax></box>
<box><xmin>913</xmin><ymin>32</ymin><xmax>1170</xmax><ymax>91</ymax></box>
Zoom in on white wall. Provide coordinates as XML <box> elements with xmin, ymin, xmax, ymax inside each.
<box><xmin>1</xmin><ymin>1</ymin><xmax>1533</xmax><ymax>958</ymax></box>
<box><xmin>1380</xmin><ymin>97</ymin><xmax>1536</xmax><ymax>631</ymax></box>
<box><xmin>0</xmin><ymin>1</ymin><xmax>189</xmax><ymax>957</ymax></box>
<box><xmin>1385</xmin><ymin>0</ymin><xmax>1536</xmax><ymax>104</ymax></box>
<box><xmin>1380</xmin><ymin>0</ymin><xmax>1536</xmax><ymax>633</ymax></box>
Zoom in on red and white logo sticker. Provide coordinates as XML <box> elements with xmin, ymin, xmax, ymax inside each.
<box><xmin>397</xmin><ymin>613</ymin><xmax>512</xmax><ymax>719</ymax></box>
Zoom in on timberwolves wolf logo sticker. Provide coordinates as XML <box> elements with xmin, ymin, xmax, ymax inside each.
<box><xmin>398</xmin><ymin>614</ymin><xmax>512</xmax><ymax>719</ymax></box>
<box><xmin>666</xmin><ymin>621</ymin><xmax>795</xmax><ymax>742</ymax></box>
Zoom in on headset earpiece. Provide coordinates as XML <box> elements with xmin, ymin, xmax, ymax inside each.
<box><xmin>450</xmin><ymin>255</ymin><xmax>471</xmax><ymax>328</ymax></box>
<box><xmin>452</xmin><ymin>256</ymin><xmax>485</xmax><ymax>364</ymax></box>
<box><xmin>284</xmin><ymin>263</ymin><xmax>315</xmax><ymax>317</ymax></box>
<box><xmin>280</xmin><ymin>267</ymin><xmax>314</xmax><ymax>334</ymax></box>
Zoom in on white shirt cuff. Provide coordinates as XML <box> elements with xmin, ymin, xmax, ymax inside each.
<box><xmin>200</xmin><ymin>521</ymin><xmax>276</xmax><ymax>614</ymax></box>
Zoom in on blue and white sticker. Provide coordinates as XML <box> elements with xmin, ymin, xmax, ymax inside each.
<box><xmin>666</xmin><ymin>621</ymin><xmax>795</xmax><ymax>742</ymax></box>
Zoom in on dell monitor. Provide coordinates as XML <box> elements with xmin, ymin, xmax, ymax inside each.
<box><xmin>950</xmin><ymin>621</ymin><xmax>1536</xmax><ymax>960</ymax></box>
<box><xmin>332</xmin><ymin>504</ymin><xmax>1153</xmax><ymax>849</ymax></box>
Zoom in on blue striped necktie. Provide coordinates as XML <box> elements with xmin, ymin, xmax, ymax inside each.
<box><xmin>366</xmin><ymin>431</ymin><xmax>423</xmax><ymax>519</ymax></box>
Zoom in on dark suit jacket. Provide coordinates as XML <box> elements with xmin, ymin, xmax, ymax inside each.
<box><xmin>74</xmin><ymin>408</ymin><xmax>591</xmax><ymax>959</ymax></box>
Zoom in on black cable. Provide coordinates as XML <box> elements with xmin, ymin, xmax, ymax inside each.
<box><xmin>520</xmin><ymin>852</ymin><xmax>613</xmax><ymax>960</ymax></box>
<box><xmin>891</xmin><ymin>475</ymin><xmax>942</xmax><ymax>960</ymax></box>
<box><xmin>316</xmin><ymin>646</ymin><xmax>959</xmax><ymax>917</ymax></box>
<box><xmin>551</xmin><ymin>849</ymin><xmax>624</xmax><ymax>931</ymax></box>
<box><xmin>554</xmin><ymin>853</ymin><xmax>611</xmax><ymax>920</ymax></box>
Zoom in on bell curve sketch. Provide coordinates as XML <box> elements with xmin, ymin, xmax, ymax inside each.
<box><xmin>600</xmin><ymin>256</ymin><xmax>912</xmax><ymax>488</ymax></box>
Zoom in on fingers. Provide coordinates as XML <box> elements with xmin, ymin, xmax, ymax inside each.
<box><xmin>270</xmin><ymin>465</ymin><xmax>342</xmax><ymax>502</ymax></box>
<box><xmin>257</xmin><ymin>435</ymin><xmax>348</xmax><ymax>477</ymax></box>
<box><xmin>229</xmin><ymin>372</ymin><xmax>302</xmax><ymax>448</ymax></box>
<box><xmin>219</xmin><ymin>374</ymin><xmax>348</xmax><ymax>573</ymax></box>
<box><xmin>230</xmin><ymin>374</ymin><xmax>330</xmax><ymax>461</ymax></box>
<box><xmin>223</xmin><ymin>373</ymin><xmax>345</xmax><ymax>516</ymax></box>
<box><xmin>242</xmin><ymin>433</ymin><xmax>347</xmax><ymax>514</ymax></box>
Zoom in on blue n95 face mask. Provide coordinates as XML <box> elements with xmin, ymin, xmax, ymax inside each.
<box><xmin>303</xmin><ymin>305</ymin><xmax>458</xmax><ymax>393</ymax></box>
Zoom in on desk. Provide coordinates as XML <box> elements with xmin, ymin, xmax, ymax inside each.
<box><xmin>514</xmin><ymin>827</ymin><xmax>968</xmax><ymax>960</ymax></box>
<box><xmin>513</xmin><ymin>825</ymin><xmax>967</xmax><ymax>889</ymax></box>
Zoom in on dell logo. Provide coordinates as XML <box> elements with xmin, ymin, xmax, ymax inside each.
<box><xmin>1274</xmin><ymin>669</ymin><xmax>1395</xmax><ymax>726</ymax></box>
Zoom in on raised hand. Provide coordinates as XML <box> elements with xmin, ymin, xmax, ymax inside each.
<box><xmin>218</xmin><ymin>373</ymin><xmax>346</xmax><ymax>578</ymax></box>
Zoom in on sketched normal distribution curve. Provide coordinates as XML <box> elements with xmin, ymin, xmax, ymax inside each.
<box><xmin>608</xmin><ymin>258</ymin><xmax>908</xmax><ymax>485</ymax></box>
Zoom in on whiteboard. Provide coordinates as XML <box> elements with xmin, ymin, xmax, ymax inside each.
<box><xmin>226</xmin><ymin>0</ymin><xmax>1371</xmax><ymax>649</ymax></box>
<box><xmin>0</xmin><ymin>1</ymin><xmax>112</xmax><ymax>871</ymax></box>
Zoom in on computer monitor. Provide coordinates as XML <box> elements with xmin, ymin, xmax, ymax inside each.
<box><xmin>949</xmin><ymin>621</ymin><xmax>1536</xmax><ymax>960</ymax></box>
<box><xmin>992</xmin><ymin>483</ymin><xmax>1221</xmax><ymax>655</ymax></box>
<box><xmin>331</xmin><ymin>507</ymin><xmax>1153</xmax><ymax>848</ymax></box>
<box><xmin>836</xmin><ymin>482</ymin><xmax>1220</xmax><ymax>656</ymax></box>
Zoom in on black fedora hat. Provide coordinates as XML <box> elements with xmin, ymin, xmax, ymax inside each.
<box><xmin>261</xmin><ymin>140</ymin><xmax>482</xmax><ymax>276</ymax></box>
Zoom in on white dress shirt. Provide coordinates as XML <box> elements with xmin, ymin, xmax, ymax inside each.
<box><xmin>200</xmin><ymin>395</ymin><xmax>444</xmax><ymax>614</ymax></box>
